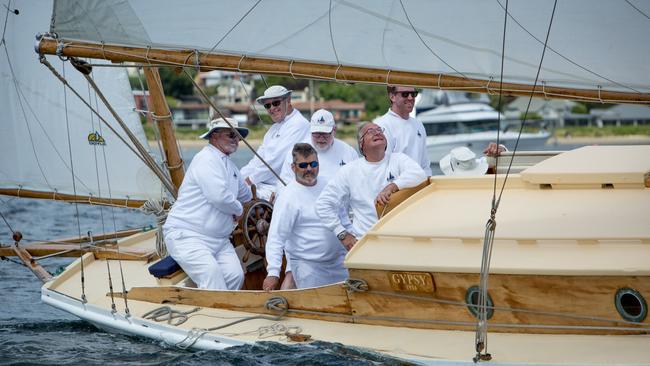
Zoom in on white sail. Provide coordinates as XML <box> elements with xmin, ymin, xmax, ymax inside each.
<box><xmin>0</xmin><ymin>0</ymin><xmax>163</xmax><ymax>201</ymax></box>
<box><xmin>48</xmin><ymin>0</ymin><xmax>650</xmax><ymax>95</ymax></box>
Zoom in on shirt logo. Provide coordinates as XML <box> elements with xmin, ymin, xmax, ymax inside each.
<box><xmin>339</xmin><ymin>159</ymin><xmax>346</xmax><ymax>166</ymax></box>
<box><xmin>233</xmin><ymin>171</ymin><xmax>237</xmax><ymax>178</ymax></box>
<box><xmin>387</xmin><ymin>172</ymin><xmax>395</xmax><ymax>182</ymax></box>
<box><xmin>417</xmin><ymin>130</ymin><xmax>422</xmax><ymax>137</ymax></box>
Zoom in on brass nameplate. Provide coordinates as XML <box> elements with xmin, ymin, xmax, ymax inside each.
<box><xmin>387</xmin><ymin>272</ymin><xmax>435</xmax><ymax>293</ymax></box>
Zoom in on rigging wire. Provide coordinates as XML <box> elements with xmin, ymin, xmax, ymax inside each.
<box><xmin>398</xmin><ymin>0</ymin><xmax>468</xmax><ymax>79</ymax></box>
<box><xmin>85</xmin><ymin>69</ymin><xmax>118</xmax><ymax>314</ymax></box>
<box><xmin>182</xmin><ymin>68</ymin><xmax>287</xmax><ymax>186</ymax></box>
<box><xmin>493</xmin><ymin>0</ymin><xmax>641</xmax><ymax>94</ymax></box>
<box><xmin>0</xmin><ymin>207</ymin><xmax>15</xmax><ymax>235</ymax></box>
<box><xmin>328</xmin><ymin>0</ymin><xmax>341</xmax><ymax>67</ymax></box>
<box><xmin>207</xmin><ymin>0</ymin><xmax>263</xmax><ymax>55</ymax></box>
<box><xmin>625</xmin><ymin>0</ymin><xmax>650</xmax><ymax>20</ymax></box>
<box><xmin>61</xmin><ymin>60</ymin><xmax>87</xmax><ymax>304</ymax></box>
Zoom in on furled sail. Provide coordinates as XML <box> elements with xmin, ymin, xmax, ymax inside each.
<box><xmin>0</xmin><ymin>1</ymin><xmax>163</xmax><ymax>204</ymax></box>
<box><xmin>46</xmin><ymin>0</ymin><xmax>650</xmax><ymax>102</ymax></box>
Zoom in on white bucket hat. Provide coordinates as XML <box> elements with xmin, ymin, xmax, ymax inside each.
<box><xmin>310</xmin><ymin>109</ymin><xmax>335</xmax><ymax>133</ymax></box>
<box><xmin>199</xmin><ymin>117</ymin><xmax>249</xmax><ymax>139</ymax></box>
<box><xmin>255</xmin><ymin>85</ymin><xmax>292</xmax><ymax>104</ymax></box>
<box><xmin>440</xmin><ymin>146</ymin><xmax>488</xmax><ymax>176</ymax></box>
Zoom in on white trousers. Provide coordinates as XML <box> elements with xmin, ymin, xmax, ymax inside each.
<box><xmin>290</xmin><ymin>254</ymin><xmax>348</xmax><ymax>289</ymax></box>
<box><xmin>163</xmin><ymin>228</ymin><xmax>244</xmax><ymax>290</ymax></box>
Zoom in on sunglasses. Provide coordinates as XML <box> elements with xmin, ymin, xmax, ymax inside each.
<box><xmin>296</xmin><ymin>161</ymin><xmax>319</xmax><ymax>169</ymax></box>
<box><xmin>217</xmin><ymin>131</ymin><xmax>240</xmax><ymax>139</ymax></box>
<box><xmin>397</xmin><ymin>91</ymin><xmax>418</xmax><ymax>98</ymax></box>
<box><xmin>263</xmin><ymin>100</ymin><xmax>283</xmax><ymax>109</ymax></box>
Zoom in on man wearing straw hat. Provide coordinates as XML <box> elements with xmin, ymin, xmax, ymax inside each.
<box><xmin>163</xmin><ymin>118</ymin><xmax>251</xmax><ymax>290</ymax></box>
<box><xmin>240</xmin><ymin>85</ymin><xmax>310</xmax><ymax>200</ymax></box>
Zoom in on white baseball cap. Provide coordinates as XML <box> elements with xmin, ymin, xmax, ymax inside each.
<box><xmin>440</xmin><ymin>146</ymin><xmax>488</xmax><ymax>176</ymax></box>
<box><xmin>310</xmin><ymin>109</ymin><xmax>335</xmax><ymax>133</ymax></box>
<box><xmin>256</xmin><ymin>85</ymin><xmax>292</xmax><ymax>104</ymax></box>
<box><xmin>199</xmin><ymin>117</ymin><xmax>249</xmax><ymax>139</ymax></box>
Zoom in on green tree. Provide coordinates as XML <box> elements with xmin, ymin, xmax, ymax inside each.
<box><xmin>159</xmin><ymin>68</ymin><xmax>196</xmax><ymax>98</ymax></box>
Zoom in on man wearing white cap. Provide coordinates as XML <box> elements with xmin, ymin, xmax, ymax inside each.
<box><xmin>163</xmin><ymin>118</ymin><xmax>252</xmax><ymax>290</ymax></box>
<box><xmin>317</xmin><ymin>122</ymin><xmax>427</xmax><ymax>251</ymax></box>
<box><xmin>375</xmin><ymin>85</ymin><xmax>432</xmax><ymax>175</ymax></box>
<box><xmin>278</xmin><ymin>109</ymin><xmax>358</xmax><ymax>187</ymax></box>
<box><xmin>240</xmin><ymin>85</ymin><xmax>310</xmax><ymax>200</ymax></box>
<box><xmin>440</xmin><ymin>146</ymin><xmax>489</xmax><ymax>176</ymax></box>
<box><xmin>263</xmin><ymin>143</ymin><xmax>348</xmax><ymax>291</ymax></box>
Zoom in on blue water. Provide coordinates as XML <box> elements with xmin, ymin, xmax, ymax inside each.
<box><xmin>1</xmin><ymin>139</ymin><xmax>646</xmax><ymax>365</ymax></box>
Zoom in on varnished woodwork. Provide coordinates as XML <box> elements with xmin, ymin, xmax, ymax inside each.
<box><xmin>0</xmin><ymin>243</ymin><xmax>155</xmax><ymax>261</ymax></box>
<box><xmin>143</xmin><ymin>67</ymin><xmax>184</xmax><ymax>192</ymax></box>
<box><xmin>347</xmin><ymin>269</ymin><xmax>650</xmax><ymax>334</ymax></box>
<box><xmin>122</xmin><ymin>284</ymin><xmax>352</xmax><ymax>322</ymax></box>
<box><xmin>0</xmin><ymin>188</ymin><xmax>150</xmax><ymax>208</ymax></box>
<box><xmin>10</xmin><ymin>244</ymin><xmax>53</xmax><ymax>283</ymax></box>
<box><xmin>37</xmin><ymin>38</ymin><xmax>650</xmax><ymax>104</ymax></box>
<box><xmin>376</xmin><ymin>179</ymin><xmax>430</xmax><ymax>218</ymax></box>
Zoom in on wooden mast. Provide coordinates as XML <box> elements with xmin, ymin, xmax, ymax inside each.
<box><xmin>37</xmin><ymin>38</ymin><xmax>650</xmax><ymax>105</ymax></box>
<box><xmin>142</xmin><ymin>68</ymin><xmax>184</xmax><ymax>191</ymax></box>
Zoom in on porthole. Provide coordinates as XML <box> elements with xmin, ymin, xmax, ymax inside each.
<box><xmin>465</xmin><ymin>285</ymin><xmax>494</xmax><ymax>319</ymax></box>
<box><xmin>615</xmin><ymin>288</ymin><xmax>647</xmax><ymax>323</ymax></box>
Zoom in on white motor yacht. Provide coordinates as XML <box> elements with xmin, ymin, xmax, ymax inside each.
<box><xmin>416</xmin><ymin>91</ymin><xmax>551</xmax><ymax>163</ymax></box>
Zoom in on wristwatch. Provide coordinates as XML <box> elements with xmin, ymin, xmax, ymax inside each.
<box><xmin>337</xmin><ymin>230</ymin><xmax>348</xmax><ymax>241</ymax></box>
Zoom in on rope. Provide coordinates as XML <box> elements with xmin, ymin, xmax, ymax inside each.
<box><xmin>140</xmin><ymin>199</ymin><xmax>170</xmax><ymax>258</ymax></box>
<box><xmin>142</xmin><ymin>305</ymin><xmax>202</xmax><ymax>326</ymax></box>
<box><xmin>144</xmin><ymin>297</ymin><xmax>290</xmax><ymax>349</ymax></box>
<box><xmin>59</xmin><ymin>60</ymin><xmax>87</xmax><ymax>304</ymax></box>
<box><xmin>38</xmin><ymin>56</ymin><xmax>176</xmax><ymax>198</ymax></box>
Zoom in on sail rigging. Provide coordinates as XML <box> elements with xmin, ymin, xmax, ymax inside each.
<box><xmin>0</xmin><ymin>2</ymin><xmax>164</xmax><ymax>204</ymax></box>
<box><xmin>40</xmin><ymin>0</ymin><xmax>650</xmax><ymax>103</ymax></box>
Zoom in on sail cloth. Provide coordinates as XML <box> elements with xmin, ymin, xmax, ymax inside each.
<box><xmin>49</xmin><ymin>0</ymin><xmax>650</xmax><ymax>95</ymax></box>
<box><xmin>0</xmin><ymin>1</ymin><xmax>163</xmax><ymax>202</ymax></box>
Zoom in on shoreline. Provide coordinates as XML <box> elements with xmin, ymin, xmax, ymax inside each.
<box><xmin>153</xmin><ymin>135</ymin><xmax>650</xmax><ymax>150</ymax></box>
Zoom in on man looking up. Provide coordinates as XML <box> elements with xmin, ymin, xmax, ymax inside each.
<box><xmin>241</xmin><ymin>85</ymin><xmax>310</xmax><ymax>200</ymax></box>
<box><xmin>316</xmin><ymin>122</ymin><xmax>427</xmax><ymax>251</ymax></box>
<box><xmin>375</xmin><ymin>85</ymin><xmax>432</xmax><ymax>175</ymax></box>
<box><xmin>263</xmin><ymin>143</ymin><xmax>348</xmax><ymax>290</ymax></box>
<box><xmin>163</xmin><ymin>118</ymin><xmax>251</xmax><ymax>290</ymax></box>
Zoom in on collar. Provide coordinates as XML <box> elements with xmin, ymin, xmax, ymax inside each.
<box><xmin>388</xmin><ymin>109</ymin><xmax>410</xmax><ymax>121</ymax></box>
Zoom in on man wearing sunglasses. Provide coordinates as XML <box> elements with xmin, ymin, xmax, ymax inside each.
<box><xmin>277</xmin><ymin>109</ymin><xmax>359</xmax><ymax>189</ymax></box>
<box><xmin>263</xmin><ymin>143</ymin><xmax>348</xmax><ymax>290</ymax></box>
<box><xmin>374</xmin><ymin>85</ymin><xmax>432</xmax><ymax>176</ymax></box>
<box><xmin>163</xmin><ymin>118</ymin><xmax>252</xmax><ymax>290</ymax></box>
<box><xmin>240</xmin><ymin>85</ymin><xmax>310</xmax><ymax>200</ymax></box>
<box><xmin>316</xmin><ymin>122</ymin><xmax>427</xmax><ymax>250</ymax></box>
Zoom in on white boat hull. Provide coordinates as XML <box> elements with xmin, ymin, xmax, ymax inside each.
<box><xmin>426</xmin><ymin>131</ymin><xmax>551</xmax><ymax>163</ymax></box>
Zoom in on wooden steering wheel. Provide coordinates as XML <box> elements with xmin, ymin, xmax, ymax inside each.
<box><xmin>231</xmin><ymin>185</ymin><xmax>273</xmax><ymax>257</ymax></box>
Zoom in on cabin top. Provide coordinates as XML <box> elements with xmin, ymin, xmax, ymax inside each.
<box><xmin>345</xmin><ymin>145</ymin><xmax>650</xmax><ymax>275</ymax></box>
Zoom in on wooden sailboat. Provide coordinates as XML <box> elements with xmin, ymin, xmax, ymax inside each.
<box><xmin>2</xmin><ymin>1</ymin><xmax>649</xmax><ymax>364</ymax></box>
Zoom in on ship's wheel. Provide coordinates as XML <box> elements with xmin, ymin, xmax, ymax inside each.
<box><xmin>232</xmin><ymin>185</ymin><xmax>273</xmax><ymax>258</ymax></box>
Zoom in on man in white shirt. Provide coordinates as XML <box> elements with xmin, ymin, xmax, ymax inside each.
<box><xmin>316</xmin><ymin>122</ymin><xmax>427</xmax><ymax>250</ymax></box>
<box><xmin>278</xmin><ymin>109</ymin><xmax>358</xmax><ymax>187</ymax></box>
<box><xmin>163</xmin><ymin>118</ymin><xmax>252</xmax><ymax>290</ymax></box>
<box><xmin>263</xmin><ymin>143</ymin><xmax>348</xmax><ymax>290</ymax></box>
<box><xmin>276</xmin><ymin>109</ymin><xmax>357</xmax><ymax>289</ymax></box>
<box><xmin>240</xmin><ymin>85</ymin><xmax>310</xmax><ymax>200</ymax></box>
<box><xmin>375</xmin><ymin>85</ymin><xmax>432</xmax><ymax>175</ymax></box>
